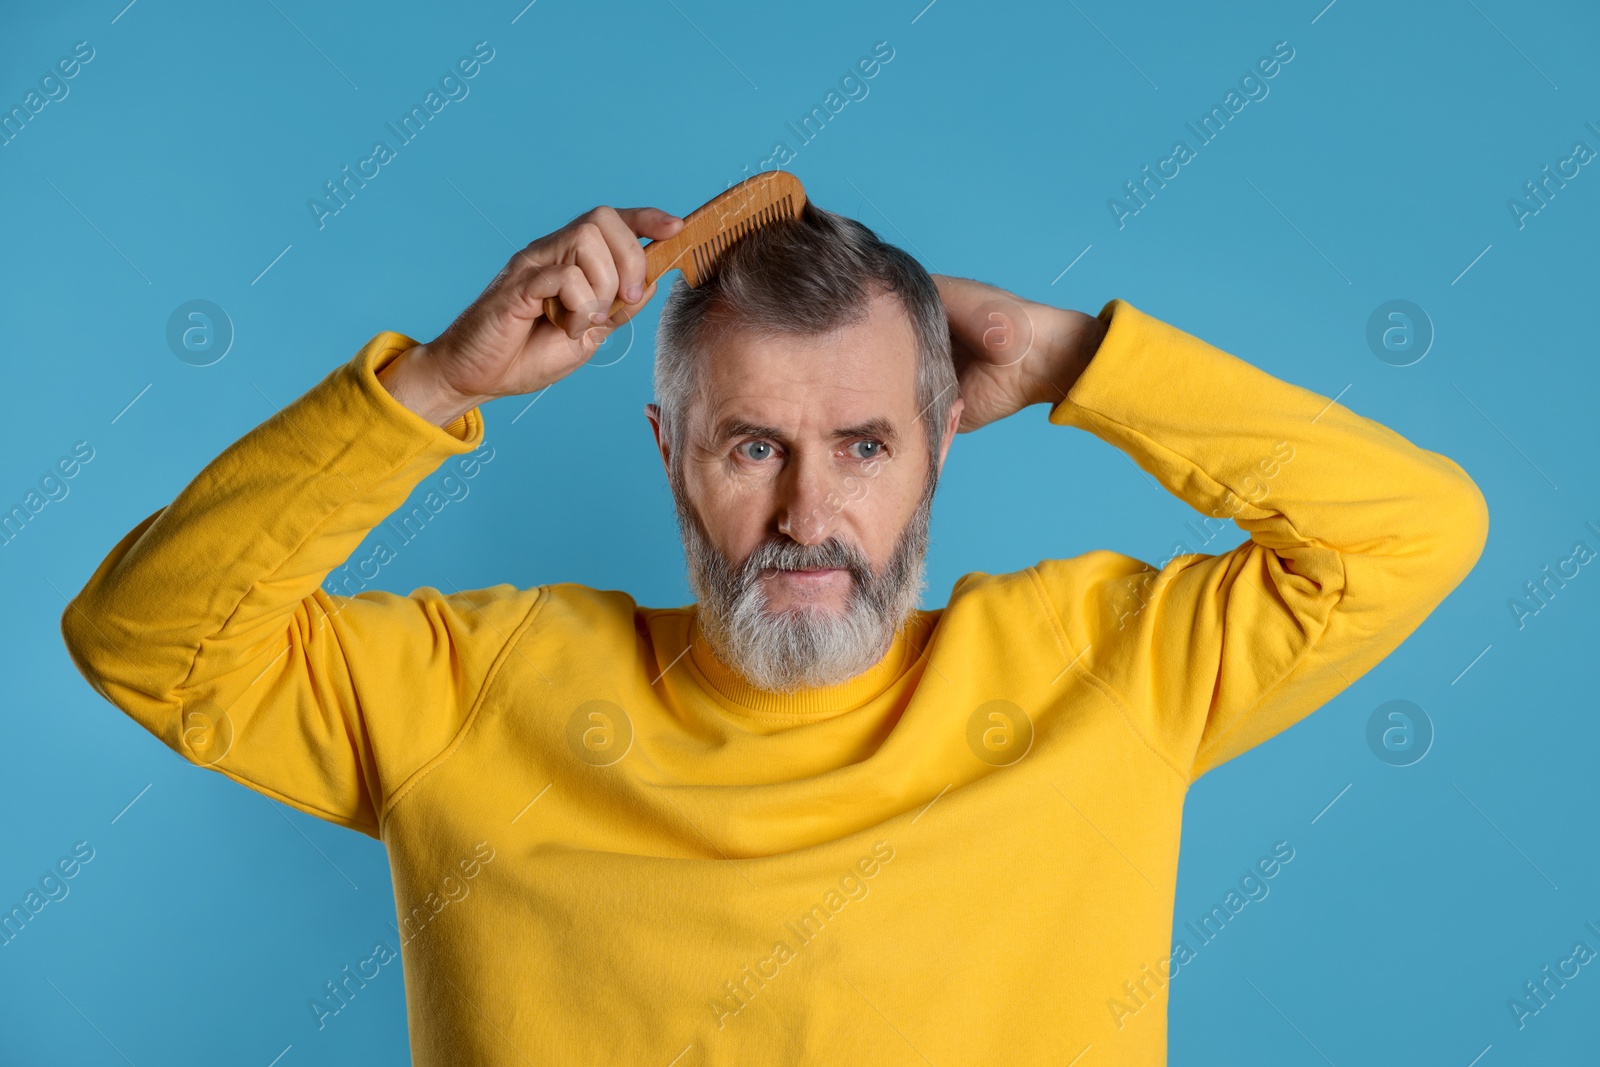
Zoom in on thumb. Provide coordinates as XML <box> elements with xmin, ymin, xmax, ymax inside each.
<box><xmin>617</xmin><ymin>206</ymin><xmax>685</xmax><ymax>241</ymax></box>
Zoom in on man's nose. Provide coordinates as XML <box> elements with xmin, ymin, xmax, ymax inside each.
<box><xmin>775</xmin><ymin>450</ymin><xmax>843</xmax><ymax>546</ymax></box>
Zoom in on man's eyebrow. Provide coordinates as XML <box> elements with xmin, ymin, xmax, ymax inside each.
<box><xmin>713</xmin><ymin>415</ymin><xmax>901</xmax><ymax>446</ymax></box>
<box><xmin>833</xmin><ymin>416</ymin><xmax>900</xmax><ymax>445</ymax></box>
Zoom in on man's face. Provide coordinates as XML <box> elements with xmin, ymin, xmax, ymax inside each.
<box><xmin>646</xmin><ymin>288</ymin><xmax>962</xmax><ymax>693</ymax></box>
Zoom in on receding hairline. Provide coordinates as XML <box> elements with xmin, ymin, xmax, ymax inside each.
<box><xmin>673</xmin><ymin>285</ymin><xmax>927</xmax><ymax>452</ymax></box>
<box><xmin>691</xmin><ymin>275</ymin><xmax>905</xmax><ymax>352</ymax></box>
<box><xmin>652</xmin><ymin>200</ymin><xmax>958</xmax><ymax>480</ymax></box>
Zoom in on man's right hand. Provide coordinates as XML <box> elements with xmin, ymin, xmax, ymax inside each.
<box><xmin>378</xmin><ymin>205</ymin><xmax>685</xmax><ymax>427</ymax></box>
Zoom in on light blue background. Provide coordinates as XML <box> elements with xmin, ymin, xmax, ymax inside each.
<box><xmin>3</xmin><ymin>0</ymin><xmax>1597</xmax><ymax>1063</ymax></box>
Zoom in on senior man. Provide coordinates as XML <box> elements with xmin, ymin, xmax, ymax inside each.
<box><xmin>62</xmin><ymin>200</ymin><xmax>1487</xmax><ymax>1065</ymax></box>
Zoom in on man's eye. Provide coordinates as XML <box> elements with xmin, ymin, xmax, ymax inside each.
<box><xmin>736</xmin><ymin>441</ymin><xmax>775</xmax><ymax>461</ymax></box>
<box><xmin>849</xmin><ymin>440</ymin><xmax>885</xmax><ymax>460</ymax></box>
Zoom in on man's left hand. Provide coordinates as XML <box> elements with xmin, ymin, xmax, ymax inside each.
<box><xmin>932</xmin><ymin>275</ymin><xmax>1105</xmax><ymax>433</ymax></box>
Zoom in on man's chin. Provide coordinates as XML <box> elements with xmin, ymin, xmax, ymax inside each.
<box><xmin>757</xmin><ymin>603</ymin><xmax>852</xmax><ymax>632</ymax></box>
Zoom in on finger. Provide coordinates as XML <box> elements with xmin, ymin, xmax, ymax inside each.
<box><xmin>586</xmin><ymin>207</ymin><xmax>651</xmax><ymax>307</ymax></box>
<box><xmin>604</xmin><ymin>278</ymin><xmax>661</xmax><ymax>329</ymax></box>
<box><xmin>613</xmin><ymin>206</ymin><xmax>684</xmax><ymax>242</ymax></box>
<box><xmin>519</xmin><ymin>262</ymin><xmax>600</xmax><ymax>340</ymax></box>
<box><xmin>566</xmin><ymin>221</ymin><xmax>620</xmax><ymax>324</ymax></box>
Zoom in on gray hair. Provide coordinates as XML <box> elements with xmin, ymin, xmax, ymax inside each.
<box><xmin>652</xmin><ymin>200</ymin><xmax>956</xmax><ymax>475</ymax></box>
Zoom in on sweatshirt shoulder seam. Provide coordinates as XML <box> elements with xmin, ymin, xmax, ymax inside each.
<box><xmin>377</xmin><ymin>584</ymin><xmax>551</xmax><ymax>835</ymax></box>
<box><xmin>1025</xmin><ymin>565</ymin><xmax>1190</xmax><ymax>784</ymax></box>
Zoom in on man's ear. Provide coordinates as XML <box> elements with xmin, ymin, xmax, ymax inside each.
<box><xmin>936</xmin><ymin>396</ymin><xmax>965</xmax><ymax>474</ymax></box>
<box><xmin>644</xmin><ymin>403</ymin><xmax>671</xmax><ymax>479</ymax></box>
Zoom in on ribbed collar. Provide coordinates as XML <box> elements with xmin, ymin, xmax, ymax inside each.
<box><xmin>685</xmin><ymin>610</ymin><xmax>919</xmax><ymax>720</ymax></box>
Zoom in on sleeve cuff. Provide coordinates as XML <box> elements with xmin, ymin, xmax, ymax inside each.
<box><xmin>1046</xmin><ymin>298</ymin><xmax>1133</xmax><ymax>428</ymax></box>
<box><xmin>356</xmin><ymin>331</ymin><xmax>484</xmax><ymax>446</ymax></box>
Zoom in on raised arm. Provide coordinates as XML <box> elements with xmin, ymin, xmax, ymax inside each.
<box><xmin>1044</xmin><ymin>300</ymin><xmax>1486</xmax><ymax>780</ymax></box>
<box><xmin>60</xmin><ymin>205</ymin><xmax>685</xmax><ymax>835</ymax></box>
<box><xmin>934</xmin><ymin>279</ymin><xmax>1489</xmax><ymax>782</ymax></box>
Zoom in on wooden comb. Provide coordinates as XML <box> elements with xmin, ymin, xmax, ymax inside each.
<box><xmin>543</xmin><ymin>170</ymin><xmax>807</xmax><ymax>333</ymax></box>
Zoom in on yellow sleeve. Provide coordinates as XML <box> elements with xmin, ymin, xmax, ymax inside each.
<box><xmin>59</xmin><ymin>332</ymin><xmax>544</xmax><ymax>837</ymax></box>
<box><xmin>1034</xmin><ymin>299</ymin><xmax>1489</xmax><ymax>782</ymax></box>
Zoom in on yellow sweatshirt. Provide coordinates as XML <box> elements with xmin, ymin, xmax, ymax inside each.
<box><xmin>61</xmin><ymin>299</ymin><xmax>1487</xmax><ymax>1065</ymax></box>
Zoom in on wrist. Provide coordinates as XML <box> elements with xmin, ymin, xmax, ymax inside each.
<box><xmin>1024</xmin><ymin>307</ymin><xmax>1105</xmax><ymax>408</ymax></box>
<box><xmin>377</xmin><ymin>344</ymin><xmax>488</xmax><ymax>429</ymax></box>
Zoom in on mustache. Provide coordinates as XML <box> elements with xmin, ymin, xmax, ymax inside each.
<box><xmin>741</xmin><ymin>536</ymin><xmax>872</xmax><ymax>586</ymax></box>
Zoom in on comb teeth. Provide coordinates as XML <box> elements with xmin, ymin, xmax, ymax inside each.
<box><xmin>690</xmin><ymin>195</ymin><xmax>797</xmax><ymax>284</ymax></box>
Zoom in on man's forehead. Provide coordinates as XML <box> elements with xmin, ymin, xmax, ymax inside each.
<box><xmin>694</xmin><ymin>294</ymin><xmax>921</xmax><ymax>436</ymax></box>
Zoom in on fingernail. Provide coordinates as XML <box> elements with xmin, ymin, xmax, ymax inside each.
<box><xmin>585</xmin><ymin>327</ymin><xmax>606</xmax><ymax>345</ymax></box>
<box><xmin>590</xmin><ymin>311</ymin><xmax>608</xmax><ymax>325</ymax></box>
<box><xmin>625</xmin><ymin>282</ymin><xmax>643</xmax><ymax>302</ymax></box>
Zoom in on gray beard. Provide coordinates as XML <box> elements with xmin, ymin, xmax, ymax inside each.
<box><xmin>669</xmin><ymin>462</ymin><xmax>936</xmax><ymax>695</ymax></box>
